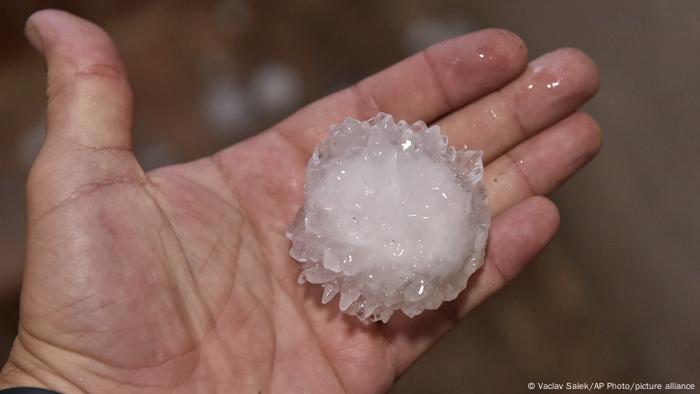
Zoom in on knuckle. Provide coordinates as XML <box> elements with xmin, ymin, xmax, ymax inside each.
<box><xmin>46</xmin><ymin>64</ymin><xmax>133</xmax><ymax>107</ymax></box>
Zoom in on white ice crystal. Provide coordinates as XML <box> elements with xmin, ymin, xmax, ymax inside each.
<box><xmin>287</xmin><ymin>113</ymin><xmax>490</xmax><ymax>322</ymax></box>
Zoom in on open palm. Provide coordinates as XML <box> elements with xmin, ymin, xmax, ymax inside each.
<box><xmin>1</xmin><ymin>10</ymin><xmax>600</xmax><ymax>394</ymax></box>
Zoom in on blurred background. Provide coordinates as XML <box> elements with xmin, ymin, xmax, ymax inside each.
<box><xmin>1</xmin><ymin>1</ymin><xmax>699</xmax><ymax>392</ymax></box>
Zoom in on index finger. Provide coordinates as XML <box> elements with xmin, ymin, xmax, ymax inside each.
<box><xmin>275</xmin><ymin>29</ymin><xmax>528</xmax><ymax>155</ymax></box>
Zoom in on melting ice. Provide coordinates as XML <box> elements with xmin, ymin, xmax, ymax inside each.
<box><xmin>287</xmin><ymin>113</ymin><xmax>490</xmax><ymax>322</ymax></box>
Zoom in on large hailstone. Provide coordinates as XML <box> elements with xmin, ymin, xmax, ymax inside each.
<box><xmin>287</xmin><ymin>113</ymin><xmax>490</xmax><ymax>322</ymax></box>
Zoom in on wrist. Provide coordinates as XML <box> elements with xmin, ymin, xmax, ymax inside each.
<box><xmin>0</xmin><ymin>361</ymin><xmax>43</xmax><ymax>390</ymax></box>
<box><xmin>0</xmin><ymin>362</ymin><xmax>28</xmax><ymax>389</ymax></box>
<box><xmin>0</xmin><ymin>345</ymin><xmax>75</xmax><ymax>394</ymax></box>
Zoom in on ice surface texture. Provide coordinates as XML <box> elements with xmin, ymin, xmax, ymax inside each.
<box><xmin>287</xmin><ymin>113</ymin><xmax>490</xmax><ymax>322</ymax></box>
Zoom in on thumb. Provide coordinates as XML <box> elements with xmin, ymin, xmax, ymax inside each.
<box><xmin>25</xmin><ymin>9</ymin><xmax>144</xmax><ymax>218</ymax></box>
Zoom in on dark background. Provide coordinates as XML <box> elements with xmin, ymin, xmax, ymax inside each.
<box><xmin>1</xmin><ymin>1</ymin><xmax>699</xmax><ymax>392</ymax></box>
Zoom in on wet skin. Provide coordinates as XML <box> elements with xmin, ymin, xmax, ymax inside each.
<box><xmin>1</xmin><ymin>10</ymin><xmax>600</xmax><ymax>394</ymax></box>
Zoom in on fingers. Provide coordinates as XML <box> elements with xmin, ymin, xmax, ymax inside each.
<box><xmin>484</xmin><ymin>112</ymin><xmax>602</xmax><ymax>216</ymax></box>
<box><xmin>386</xmin><ymin>111</ymin><xmax>599</xmax><ymax>372</ymax></box>
<box><xmin>386</xmin><ymin>196</ymin><xmax>559</xmax><ymax>375</ymax></box>
<box><xmin>437</xmin><ymin>48</ymin><xmax>599</xmax><ymax>162</ymax></box>
<box><xmin>24</xmin><ymin>10</ymin><xmax>142</xmax><ymax>217</ymax></box>
<box><xmin>452</xmin><ymin>196</ymin><xmax>560</xmax><ymax>315</ymax></box>
<box><xmin>277</xmin><ymin>29</ymin><xmax>528</xmax><ymax>154</ymax></box>
<box><xmin>363</xmin><ymin>29</ymin><xmax>527</xmax><ymax>119</ymax></box>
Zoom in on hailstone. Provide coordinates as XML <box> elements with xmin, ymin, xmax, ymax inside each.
<box><xmin>287</xmin><ymin>113</ymin><xmax>490</xmax><ymax>322</ymax></box>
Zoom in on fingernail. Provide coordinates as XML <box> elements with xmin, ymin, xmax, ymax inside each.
<box><xmin>25</xmin><ymin>23</ymin><xmax>45</xmax><ymax>54</ymax></box>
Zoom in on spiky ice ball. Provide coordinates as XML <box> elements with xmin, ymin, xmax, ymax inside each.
<box><xmin>287</xmin><ymin>113</ymin><xmax>490</xmax><ymax>322</ymax></box>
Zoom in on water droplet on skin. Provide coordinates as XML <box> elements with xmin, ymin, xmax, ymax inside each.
<box><xmin>478</xmin><ymin>53</ymin><xmax>485</xmax><ymax>59</ymax></box>
<box><xmin>488</xmin><ymin>108</ymin><xmax>497</xmax><ymax>119</ymax></box>
<box><xmin>527</xmin><ymin>83</ymin><xmax>534</xmax><ymax>90</ymax></box>
<box><xmin>546</xmin><ymin>80</ymin><xmax>560</xmax><ymax>89</ymax></box>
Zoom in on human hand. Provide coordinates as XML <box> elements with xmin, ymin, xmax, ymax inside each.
<box><xmin>0</xmin><ymin>10</ymin><xmax>599</xmax><ymax>393</ymax></box>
